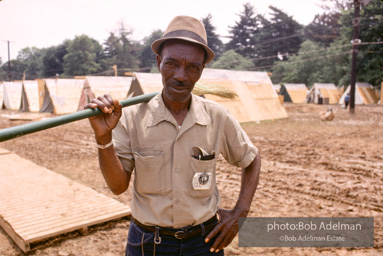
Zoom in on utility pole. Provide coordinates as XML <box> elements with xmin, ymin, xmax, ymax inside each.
<box><xmin>7</xmin><ymin>40</ymin><xmax>12</xmax><ymax>81</ymax></box>
<box><xmin>349</xmin><ymin>0</ymin><xmax>360</xmax><ymax>114</ymax></box>
<box><xmin>3</xmin><ymin>40</ymin><xmax>15</xmax><ymax>81</ymax></box>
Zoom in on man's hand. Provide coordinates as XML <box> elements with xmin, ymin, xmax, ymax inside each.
<box><xmin>205</xmin><ymin>208</ymin><xmax>244</xmax><ymax>253</ymax></box>
<box><xmin>205</xmin><ymin>153</ymin><xmax>261</xmax><ymax>253</ymax></box>
<box><xmin>84</xmin><ymin>94</ymin><xmax>129</xmax><ymax>195</ymax></box>
<box><xmin>84</xmin><ymin>94</ymin><xmax>122</xmax><ymax>143</ymax></box>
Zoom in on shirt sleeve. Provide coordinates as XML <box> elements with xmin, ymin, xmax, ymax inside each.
<box><xmin>112</xmin><ymin>113</ymin><xmax>135</xmax><ymax>172</ymax></box>
<box><xmin>220</xmin><ymin>112</ymin><xmax>258</xmax><ymax>169</ymax></box>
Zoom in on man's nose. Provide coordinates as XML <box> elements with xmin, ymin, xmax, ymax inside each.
<box><xmin>173</xmin><ymin>66</ymin><xmax>187</xmax><ymax>81</ymax></box>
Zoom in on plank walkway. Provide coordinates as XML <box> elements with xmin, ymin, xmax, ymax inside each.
<box><xmin>0</xmin><ymin>150</ymin><xmax>131</xmax><ymax>252</ymax></box>
<box><xmin>0</xmin><ymin>147</ymin><xmax>10</xmax><ymax>155</ymax></box>
<box><xmin>0</xmin><ymin>112</ymin><xmax>51</xmax><ymax>121</ymax></box>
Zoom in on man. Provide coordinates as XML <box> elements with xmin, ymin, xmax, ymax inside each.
<box><xmin>85</xmin><ymin>15</ymin><xmax>261</xmax><ymax>255</ymax></box>
<box><xmin>344</xmin><ymin>93</ymin><xmax>350</xmax><ymax>109</ymax></box>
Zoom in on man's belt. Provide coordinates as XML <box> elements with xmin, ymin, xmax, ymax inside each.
<box><xmin>131</xmin><ymin>215</ymin><xmax>218</xmax><ymax>240</ymax></box>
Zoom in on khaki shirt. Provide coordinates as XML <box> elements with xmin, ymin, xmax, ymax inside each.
<box><xmin>113</xmin><ymin>92</ymin><xmax>258</xmax><ymax>228</ymax></box>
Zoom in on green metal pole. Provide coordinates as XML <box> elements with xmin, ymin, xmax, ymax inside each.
<box><xmin>0</xmin><ymin>92</ymin><xmax>158</xmax><ymax>142</ymax></box>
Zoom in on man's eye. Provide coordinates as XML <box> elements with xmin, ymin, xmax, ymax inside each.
<box><xmin>166</xmin><ymin>62</ymin><xmax>176</xmax><ymax>67</ymax></box>
<box><xmin>189</xmin><ymin>66</ymin><xmax>199</xmax><ymax>71</ymax></box>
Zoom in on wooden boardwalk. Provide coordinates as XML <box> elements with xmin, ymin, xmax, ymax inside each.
<box><xmin>0</xmin><ymin>150</ymin><xmax>131</xmax><ymax>252</ymax></box>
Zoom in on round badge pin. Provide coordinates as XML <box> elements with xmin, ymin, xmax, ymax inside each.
<box><xmin>199</xmin><ymin>173</ymin><xmax>209</xmax><ymax>185</ymax></box>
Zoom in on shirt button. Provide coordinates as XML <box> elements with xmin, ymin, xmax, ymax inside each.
<box><xmin>175</xmin><ymin>198</ymin><xmax>180</xmax><ymax>204</ymax></box>
<box><xmin>175</xmin><ymin>167</ymin><xmax>180</xmax><ymax>173</ymax></box>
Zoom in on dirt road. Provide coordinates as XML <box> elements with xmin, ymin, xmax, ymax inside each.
<box><xmin>0</xmin><ymin>103</ymin><xmax>382</xmax><ymax>255</ymax></box>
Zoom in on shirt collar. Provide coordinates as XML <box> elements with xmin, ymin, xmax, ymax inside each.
<box><xmin>147</xmin><ymin>91</ymin><xmax>210</xmax><ymax>128</ymax></box>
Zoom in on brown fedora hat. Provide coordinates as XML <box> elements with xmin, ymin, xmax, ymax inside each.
<box><xmin>151</xmin><ymin>15</ymin><xmax>215</xmax><ymax>64</ymax></box>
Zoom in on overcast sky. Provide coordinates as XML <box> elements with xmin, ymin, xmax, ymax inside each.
<box><xmin>0</xmin><ymin>0</ymin><xmax>325</xmax><ymax>63</ymax></box>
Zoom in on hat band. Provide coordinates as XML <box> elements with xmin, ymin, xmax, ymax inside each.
<box><xmin>164</xmin><ymin>30</ymin><xmax>207</xmax><ymax>45</ymax></box>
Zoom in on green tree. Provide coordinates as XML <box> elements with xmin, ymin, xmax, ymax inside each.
<box><xmin>42</xmin><ymin>41</ymin><xmax>69</xmax><ymax>77</ymax></box>
<box><xmin>0</xmin><ymin>59</ymin><xmax>28</xmax><ymax>81</ymax></box>
<box><xmin>17</xmin><ymin>47</ymin><xmax>44</xmax><ymax>79</ymax></box>
<box><xmin>319</xmin><ymin>0</ymin><xmax>353</xmax><ymax>12</ymax></box>
<box><xmin>304</xmin><ymin>12</ymin><xmax>341</xmax><ymax>46</ymax></box>
<box><xmin>211</xmin><ymin>49</ymin><xmax>255</xmax><ymax>70</ymax></box>
<box><xmin>201</xmin><ymin>14</ymin><xmax>224</xmax><ymax>60</ymax></box>
<box><xmin>0</xmin><ymin>62</ymin><xmax>8</xmax><ymax>81</ymax></box>
<box><xmin>139</xmin><ymin>29</ymin><xmax>163</xmax><ymax>72</ymax></box>
<box><xmin>117</xmin><ymin>23</ymin><xmax>141</xmax><ymax>70</ymax></box>
<box><xmin>102</xmin><ymin>32</ymin><xmax>121</xmax><ymax>73</ymax></box>
<box><xmin>256</xmin><ymin>6</ymin><xmax>303</xmax><ymax>69</ymax></box>
<box><xmin>226</xmin><ymin>3</ymin><xmax>261</xmax><ymax>59</ymax></box>
<box><xmin>102</xmin><ymin>23</ymin><xmax>141</xmax><ymax>74</ymax></box>
<box><xmin>63</xmin><ymin>34</ymin><xmax>103</xmax><ymax>76</ymax></box>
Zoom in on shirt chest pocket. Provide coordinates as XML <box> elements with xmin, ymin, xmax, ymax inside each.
<box><xmin>188</xmin><ymin>157</ymin><xmax>216</xmax><ymax>198</ymax></box>
<box><xmin>133</xmin><ymin>150</ymin><xmax>166</xmax><ymax>195</ymax></box>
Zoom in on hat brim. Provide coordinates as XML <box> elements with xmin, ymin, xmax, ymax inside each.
<box><xmin>151</xmin><ymin>37</ymin><xmax>215</xmax><ymax>64</ymax></box>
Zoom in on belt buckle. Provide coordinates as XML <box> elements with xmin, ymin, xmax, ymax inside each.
<box><xmin>175</xmin><ymin>230</ymin><xmax>185</xmax><ymax>239</ymax></box>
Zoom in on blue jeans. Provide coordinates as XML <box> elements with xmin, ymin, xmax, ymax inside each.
<box><xmin>125</xmin><ymin>219</ymin><xmax>224</xmax><ymax>256</ymax></box>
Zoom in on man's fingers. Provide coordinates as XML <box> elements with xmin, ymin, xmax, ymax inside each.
<box><xmin>91</xmin><ymin>98</ymin><xmax>109</xmax><ymax>114</ymax></box>
<box><xmin>98</xmin><ymin>96</ymin><xmax>114</xmax><ymax>113</ymax></box>
<box><xmin>84</xmin><ymin>103</ymin><xmax>98</xmax><ymax>109</ymax></box>
<box><xmin>112</xmin><ymin>99</ymin><xmax>122</xmax><ymax>116</ymax></box>
<box><xmin>210</xmin><ymin>226</ymin><xmax>231</xmax><ymax>252</ymax></box>
<box><xmin>213</xmin><ymin>232</ymin><xmax>234</xmax><ymax>252</ymax></box>
<box><xmin>205</xmin><ymin>223</ymin><xmax>222</xmax><ymax>243</ymax></box>
<box><xmin>104</xmin><ymin>94</ymin><xmax>115</xmax><ymax>111</ymax></box>
<box><xmin>210</xmin><ymin>231</ymin><xmax>224</xmax><ymax>252</ymax></box>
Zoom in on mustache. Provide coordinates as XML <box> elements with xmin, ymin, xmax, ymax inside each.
<box><xmin>170</xmin><ymin>80</ymin><xmax>186</xmax><ymax>87</ymax></box>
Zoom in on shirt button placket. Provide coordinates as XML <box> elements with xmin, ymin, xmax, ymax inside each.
<box><xmin>172</xmin><ymin>139</ymin><xmax>183</xmax><ymax>226</ymax></box>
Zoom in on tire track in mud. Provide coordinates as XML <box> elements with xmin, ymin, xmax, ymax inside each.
<box><xmin>259</xmin><ymin>160</ymin><xmax>383</xmax><ymax>213</ymax></box>
<box><xmin>215</xmin><ymin>145</ymin><xmax>383</xmax><ymax>214</ymax></box>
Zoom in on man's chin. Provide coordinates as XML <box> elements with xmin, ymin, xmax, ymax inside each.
<box><xmin>164</xmin><ymin>90</ymin><xmax>191</xmax><ymax>103</ymax></box>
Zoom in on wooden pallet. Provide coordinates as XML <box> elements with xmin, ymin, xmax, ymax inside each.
<box><xmin>5</xmin><ymin>112</ymin><xmax>51</xmax><ymax>121</ymax></box>
<box><xmin>0</xmin><ymin>152</ymin><xmax>131</xmax><ymax>252</ymax></box>
<box><xmin>0</xmin><ymin>148</ymin><xmax>10</xmax><ymax>155</ymax></box>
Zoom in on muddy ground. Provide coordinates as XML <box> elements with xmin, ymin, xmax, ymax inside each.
<box><xmin>0</xmin><ymin>103</ymin><xmax>382</xmax><ymax>256</ymax></box>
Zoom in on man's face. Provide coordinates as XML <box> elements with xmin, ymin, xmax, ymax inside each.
<box><xmin>157</xmin><ymin>40</ymin><xmax>205</xmax><ymax>103</ymax></box>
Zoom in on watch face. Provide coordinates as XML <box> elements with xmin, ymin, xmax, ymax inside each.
<box><xmin>199</xmin><ymin>173</ymin><xmax>209</xmax><ymax>185</ymax></box>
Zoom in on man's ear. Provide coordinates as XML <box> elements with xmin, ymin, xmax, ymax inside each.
<box><xmin>156</xmin><ymin>55</ymin><xmax>162</xmax><ymax>71</ymax></box>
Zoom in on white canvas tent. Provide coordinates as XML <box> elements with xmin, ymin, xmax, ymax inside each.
<box><xmin>84</xmin><ymin>76</ymin><xmax>133</xmax><ymax>101</ymax></box>
<box><xmin>306</xmin><ymin>83</ymin><xmax>341</xmax><ymax>104</ymax></box>
<box><xmin>280</xmin><ymin>83</ymin><xmax>308</xmax><ymax>103</ymax></box>
<box><xmin>129</xmin><ymin>73</ymin><xmax>162</xmax><ymax>96</ymax></box>
<box><xmin>200</xmin><ymin>69</ymin><xmax>288</xmax><ymax>122</ymax></box>
<box><xmin>2</xmin><ymin>82</ymin><xmax>23</xmax><ymax>110</ymax></box>
<box><xmin>0</xmin><ymin>83</ymin><xmax>4</xmax><ymax>109</ymax></box>
<box><xmin>40</xmin><ymin>79</ymin><xmax>90</xmax><ymax>114</ymax></box>
<box><xmin>20</xmin><ymin>81</ymin><xmax>40</xmax><ymax>112</ymax></box>
<box><xmin>339</xmin><ymin>82</ymin><xmax>378</xmax><ymax>105</ymax></box>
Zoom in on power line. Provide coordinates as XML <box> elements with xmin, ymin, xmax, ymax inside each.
<box><xmin>219</xmin><ymin>16</ymin><xmax>381</xmax><ymax>47</ymax></box>
<box><xmin>249</xmin><ymin>51</ymin><xmax>352</xmax><ymax>71</ymax></box>
<box><xmin>247</xmin><ymin>41</ymin><xmax>382</xmax><ymax>71</ymax></box>
<box><xmin>247</xmin><ymin>43</ymin><xmax>352</xmax><ymax>62</ymax></box>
